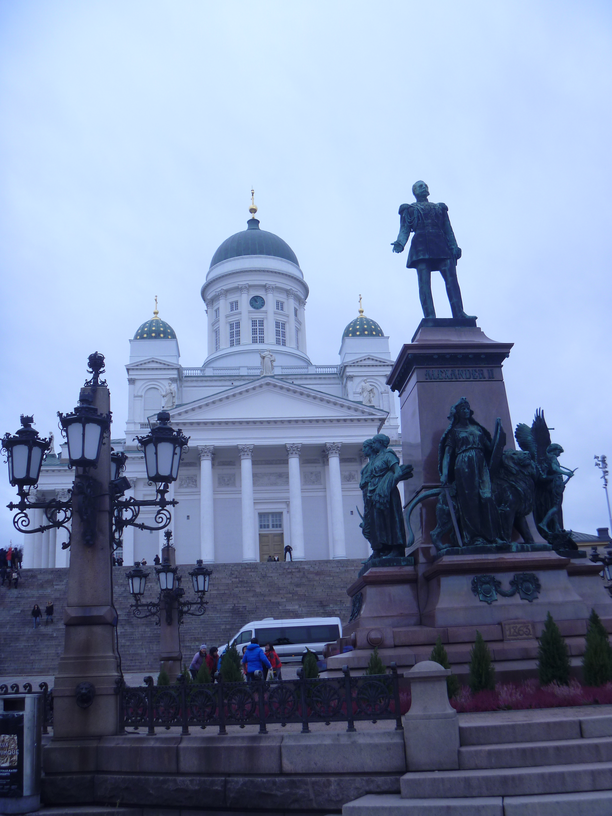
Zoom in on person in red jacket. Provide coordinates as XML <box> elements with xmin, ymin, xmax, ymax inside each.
<box><xmin>264</xmin><ymin>643</ymin><xmax>282</xmax><ymax>680</ymax></box>
<box><xmin>206</xmin><ymin>646</ymin><xmax>219</xmax><ymax>678</ymax></box>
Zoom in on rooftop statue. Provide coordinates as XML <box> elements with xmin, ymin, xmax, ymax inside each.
<box><xmin>392</xmin><ymin>181</ymin><xmax>475</xmax><ymax>320</ymax></box>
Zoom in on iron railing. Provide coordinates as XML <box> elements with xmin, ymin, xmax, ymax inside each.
<box><xmin>120</xmin><ymin>665</ymin><xmax>403</xmax><ymax>735</ymax></box>
<box><xmin>0</xmin><ymin>682</ymin><xmax>53</xmax><ymax>734</ymax></box>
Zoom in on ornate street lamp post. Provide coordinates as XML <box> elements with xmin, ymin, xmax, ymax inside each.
<box><xmin>1</xmin><ymin>352</ymin><xmax>189</xmax><ymax>738</ymax></box>
<box><xmin>126</xmin><ymin>530</ymin><xmax>212</xmax><ymax>681</ymax></box>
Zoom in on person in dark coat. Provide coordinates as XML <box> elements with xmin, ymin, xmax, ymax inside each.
<box><xmin>32</xmin><ymin>604</ymin><xmax>42</xmax><ymax>629</ymax></box>
<box><xmin>45</xmin><ymin>601</ymin><xmax>54</xmax><ymax>625</ymax></box>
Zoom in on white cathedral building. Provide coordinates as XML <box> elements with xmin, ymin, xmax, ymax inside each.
<box><xmin>28</xmin><ymin>203</ymin><xmax>400</xmax><ymax>567</ymax></box>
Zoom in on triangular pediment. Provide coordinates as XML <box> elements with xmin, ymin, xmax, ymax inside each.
<box><xmin>342</xmin><ymin>355</ymin><xmax>393</xmax><ymax>368</ymax></box>
<box><xmin>164</xmin><ymin>377</ymin><xmax>387</xmax><ymax>424</ymax></box>
<box><xmin>127</xmin><ymin>358</ymin><xmax>180</xmax><ymax>371</ymax></box>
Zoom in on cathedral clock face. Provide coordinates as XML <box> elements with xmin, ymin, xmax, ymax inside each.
<box><xmin>250</xmin><ymin>296</ymin><xmax>265</xmax><ymax>310</ymax></box>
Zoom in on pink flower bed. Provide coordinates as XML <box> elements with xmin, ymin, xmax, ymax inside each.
<box><xmin>398</xmin><ymin>680</ymin><xmax>612</xmax><ymax>715</ymax></box>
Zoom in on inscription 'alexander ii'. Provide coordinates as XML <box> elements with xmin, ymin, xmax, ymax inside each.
<box><xmin>424</xmin><ymin>368</ymin><xmax>496</xmax><ymax>381</ymax></box>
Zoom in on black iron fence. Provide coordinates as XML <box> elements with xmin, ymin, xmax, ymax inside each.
<box><xmin>0</xmin><ymin>682</ymin><xmax>53</xmax><ymax>733</ymax></box>
<box><xmin>120</xmin><ymin>665</ymin><xmax>404</xmax><ymax>735</ymax></box>
<box><xmin>1</xmin><ymin>667</ymin><xmax>404</xmax><ymax>736</ymax></box>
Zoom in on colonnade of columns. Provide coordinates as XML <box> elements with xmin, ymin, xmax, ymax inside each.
<box><xmin>197</xmin><ymin>441</ymin><xmax>347</xmax><ymax>563</ymax></box>
<box><xmin>21</xmin><ymin>442</ymin><xmax>350</xmax><ymax>568</ymax></box>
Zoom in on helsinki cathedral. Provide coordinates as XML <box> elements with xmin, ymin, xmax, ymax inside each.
<box><xmin>29</xmin><ymin>198</ymin><xmax>400</xmax><ymax>567</ymax></box>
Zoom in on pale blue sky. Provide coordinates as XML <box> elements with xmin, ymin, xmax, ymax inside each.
<box><xmin>1</xmin><ymin>0</ymin><xmax>611</xmax><ymax>542</ymax></box>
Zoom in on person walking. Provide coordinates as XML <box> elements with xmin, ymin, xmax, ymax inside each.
<box><xmin>264</xmin><ymin>643</ymin><xmax>282</xmax><ymax>680</ymax></box>
<box><xmin>189</xmin><ymin>644</ymin><xmax>207</xmax><ymax>680</ymax></box>
<box><xmin>31</xmin><ymin>604</ymin><xmax>42</xmax><ymax>629</ymax></box>
<box><xmin>241</xmin><ymin>638</ymin><xmax>271</xmax><ymax>682</ymax></box>
<box><xmin>45</xmin><ymin>601</ymin><xmax>54</xmax><ymax>625</ymax></box>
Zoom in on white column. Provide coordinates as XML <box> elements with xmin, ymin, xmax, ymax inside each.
<box><xmin>240</xmin><ymin>284</ymin><xmax>249</xmax><ymax>347</ymax></box>
<box><xmin>121</xmin><ymin>484</ymin><xmax>136</xmax><ymax>566</ymax></box>
<box><xmin>298</xmin><ymin>296</ymin><xmax>308</xmax><ymax>356</ymax></box>
<box><xmin>239</xmin><ymin>444</ymin><xmax>257</xmax><ymax>562</ymax></box>
<box><xmin>26</xmin><ymin>506</ymin><xmax>44</xmax><ymax>568</ymax></box>
<box><xmin>199</xmin><ymin>445</ymin><xmax>215</xmax><ymax>563</ymax></box>
<box><xmin>48</xmin><ymin>526</ymin><xmax>57</xmax><ymax>568</ymax></box>
<box><xmin>219</xmin><ymin>288</ymin><xmax>228</xmax><ymax>348</ymax></box>
<box><xmin>325</xmin><ymin>442</ymin><xmax>347</xmax><ymax>559</ymax></box>
<box><xmin>286</xmin><ymin>443</ymin><xmax>305</xmax><ymax>560</ymax></box>
<box><xmin>265</xmin><ymin>283</ymin><xmax>275</xmax><ymax>345</ymax></box>
<box><xmin>127</xmin><ymin>378</ymin><xmax>136</xmax><ymax>424</ymax></box>
<box><xmin>41</xmin><ymin>528</ymin><xmax>50</xmax><ymax>568</ymax></box>
<box><xmin>288</xmin><ymin>289</ymin><xmax>297</xmax><ymax>350</ymax></box>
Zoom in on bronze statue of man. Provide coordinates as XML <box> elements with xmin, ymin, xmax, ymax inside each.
<box><xmin>392</xmin><ymin>181</ymin><xmax>474</xmax><ymax>320</ymax></box>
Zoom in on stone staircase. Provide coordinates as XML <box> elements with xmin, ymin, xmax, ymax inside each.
<box><xmin>345</xmin><ymin>707</ymin><xmax>612</xmax><ymax>815</ymax></box>
<box><xmin>0</xmin><ymin>560</ymin><xmax>362</xmax><ymax>678</ymax></box>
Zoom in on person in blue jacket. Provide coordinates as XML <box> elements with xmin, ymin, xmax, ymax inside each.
<box><xmin>241</xmin><ymin>638</ymin><xmax>271</xmax><ymax>681</ymax></box>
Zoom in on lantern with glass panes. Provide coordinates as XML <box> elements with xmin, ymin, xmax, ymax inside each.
<box><xmin>126</xmin><ymin>531</ymin><xmax>212</xmax><ymax>624</ymax></box>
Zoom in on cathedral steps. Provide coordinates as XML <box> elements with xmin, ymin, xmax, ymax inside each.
<box><xmin>0</xmin><ymin>560</ymin><xmax>362</xmax><ymax>678</ymax></box>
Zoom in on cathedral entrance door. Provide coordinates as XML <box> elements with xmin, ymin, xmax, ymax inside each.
<box><xmin>259</xmin><ymin>532</ymin><xmax>284</xmax><ymax>562</ymax></box>
<box><xmin>258</xmin><ymin>512</ymin><xmax>284</xmax><ymax>561</ymax></box>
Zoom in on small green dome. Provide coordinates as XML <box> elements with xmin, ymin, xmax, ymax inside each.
<box><xmin>134</xmin><ymin>315</ymin><xmax>177</xmax><ymax>340</ymax></box>
<box><xmin>342</xmin><ymin>315</ymin><xmax>384</xmax><ymax>338</ymax></box>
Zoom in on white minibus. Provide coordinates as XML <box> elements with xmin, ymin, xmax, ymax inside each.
<box><xmin>220</xmin><ymin>616</ymin><xmax>342</xmax><ymax>662</ymax></box>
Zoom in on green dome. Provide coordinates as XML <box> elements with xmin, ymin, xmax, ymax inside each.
<box><xmin>342</xmin><ymin>315</ymin><xmax>384</xmax><ymax>338</ymax></box>
<box><xmin>210</xmin><ymin>218</ymin><xmax>299</xmax><ymax>268</ymax></box>
<box><xmin>134</xmin><ymin>315</ymin><xmax>177</xmax><ymax>340</ymax></box>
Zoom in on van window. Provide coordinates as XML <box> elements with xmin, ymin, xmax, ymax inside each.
<box><xmin>255</xmin><ymin>626</ymin><xmax>293</xmax><ymax>645</ymax></box>
<box><xmin>233</xmin><ymin>631</ymin><xmax>252</xmax><ymax>646</ymax></box>
<box><xmin>255</xmin><ymin>623</ymin><xmax>340</xmax><ymax>646</ymax></box>
<box><xmin>309</xmin><ymin>624</ymin><xmax>340</xmax><ymax>642</ymax></box>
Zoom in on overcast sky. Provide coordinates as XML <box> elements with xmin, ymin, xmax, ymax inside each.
<box><xmin>1</xmin><ymin>0</ymin><xmax>611</xmax><ymax>546</ymax></box>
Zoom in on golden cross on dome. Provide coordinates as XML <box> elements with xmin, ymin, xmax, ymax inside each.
<box><xmin>358</xmin><ymin>294</ymin><xmax>364</xmax><ymax>316</ymax></box>
<box><xmin>154</xmin><ymin>295</ymin><xmax>159</xmax><ymax>318</ymax></box>
<box><xmin>249</xmin><ymin>188</ymin><xmax>258</xmax><ymax>217</ymax></box>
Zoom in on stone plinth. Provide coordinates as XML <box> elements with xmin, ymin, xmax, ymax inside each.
<box><xmin>387</xmin><ymin>322</ymin><xmax>514</xmax><ymax>549</ymax></box>
<box><xmin>345</xmin><ymin>565</ymin><xmax>420</xmax><ymax>642</ymax></box>
<box><xmin>421</xmin><ymin>551</ymin><xmax>588</xmax><ymax>628</ymax></box>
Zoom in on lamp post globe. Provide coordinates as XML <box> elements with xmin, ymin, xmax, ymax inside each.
<box><xmin>127</xmin><ymin>563</ymin><xmax>150</xmax><ymax>599</ymax></box>
<box><xmin>1</xmin><ymin>415</ymin><xmax>51</xmax><ymax>490</ymax></box>
<box><xmin>137</xmin><ymin>411</ymin><xmax>189</xmax><ymax>484</ymax></box>
<box><xmin>156</xmin><ymin>560</ymin><xmax>178</xmax><ymax>592</ymax></box>
<box><xmin>58</xmin><ymin>397</ymin><xmax>111</xmax><ymax>469</ymax></box>
<box><xmin>189</xmin><ymin>560</ymin><xmax>212</xmax><ymax>595</ymax></box>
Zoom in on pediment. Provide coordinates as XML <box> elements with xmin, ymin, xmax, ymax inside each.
<box><xmin>166</xmin><ymin>378</ymin><xmax>387</xmax><ymax>424</ymax></box>
<box><xmin>127</xmin><ymin>358</ymin><xmax>180</xmax><ymax>371</ymax></box>
<box><xmin>342</xmin><ymin>355</ymin><xmax>393</xmax><ymax>368</ymax></box>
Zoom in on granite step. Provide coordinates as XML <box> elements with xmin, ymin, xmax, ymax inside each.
<box><xmin>459</xmin><ymin>715</ymin><xmax>582</xmax><ymax>746</ymax></box>
<box><xmin>400</xmin><ymin>760</ymin><xmax>612</xmax><ymax>799</ymax></box>
<box><xmin>459</xmin><ymin>734</ymin><xmax>612</xmax><ymax>770</ymax></box>
<box><xmin>345</xmin><ymin>790</ymin><xmax>612</xmax><ymax>816</ymax></box>
<box><xmin>459</xmin><ymin>713</ymin><xmax>612</xmax><ymax>746</ymax></box>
